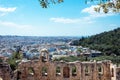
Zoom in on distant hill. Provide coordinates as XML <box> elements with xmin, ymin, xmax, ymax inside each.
<box><xmin>73</xmin><ymin>27</ymin><xmax>120</xmax><ymax>55</ymax></box>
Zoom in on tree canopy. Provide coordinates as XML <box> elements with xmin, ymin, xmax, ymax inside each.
<box><xmin>38</xmin><ymin>0</ymin><xmax>120</xmax><ymax>13</ymax></box>
<box><xmin>72</xmin><ymin>28</ymin><xmax>120</xmax><ymax>56</ymax></box>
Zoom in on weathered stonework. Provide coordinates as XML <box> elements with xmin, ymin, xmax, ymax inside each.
<box><xmin>116</xmin><ymin>67</ymin><xmax>120</xmax><ymax>80</ymax></box>
<box><xmin>0</xmin><ymin>62</ymin><xmax>12</xmax><ymax>80</ymax></box>
<box><xmin>17</xmin><ymin>49</ymin><xmax>120</xmax><ymax>80</ymax></box>
<box><xmin>1</xmin><ymin>49</ymin><xmax>120</xmax><ymax>80</ymax></box>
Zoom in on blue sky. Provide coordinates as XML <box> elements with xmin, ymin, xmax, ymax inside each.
<box><xmin>0</xmin><ymin>0</ymin><xmax>120</xmax><ymax>36</ymax></box>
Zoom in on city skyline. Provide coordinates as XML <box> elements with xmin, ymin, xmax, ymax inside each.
<box><xmin>0</xmin><ymin>0</ymin><xmax>120</xmax><ymax>36</ymax></box>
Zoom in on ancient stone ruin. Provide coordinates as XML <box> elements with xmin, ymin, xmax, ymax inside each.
<box><xmin>0</xmin><ymin>49</ymin><xmax>120</xmax><ymax>80</ymax></box>
<box><xmin>0</xmin><ymin>62</ymin><xmax>12</xmax><ymax>80</ymax></box>
<box><xmin>116</xmin><ymin>67</ymin><xmax>120</xmax><ymax>80</ymax></box>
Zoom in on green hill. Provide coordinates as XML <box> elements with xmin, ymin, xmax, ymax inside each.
<box><xmin>77</xmin><ymin>27</ymin><xmax>120</xmax><ymax>55</ymax></box>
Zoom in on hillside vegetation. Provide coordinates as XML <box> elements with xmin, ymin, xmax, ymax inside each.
<box><xmin>76</xmin><ymin>28</ymin><xmax>120</xmax><ymax>55</ymax></box>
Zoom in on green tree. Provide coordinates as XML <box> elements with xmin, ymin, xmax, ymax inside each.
<box><xmin>38</xmin><ymin>0</ymin><xmax>120</xmax><ymax>13</ymax></box>
<box><xmin>7</xmin><ymin>51</ymin><xmax>22</xmax><ymax>71</ymax></box>
<box><xmin>76</xmin><ymin>28</ymin><xmax>120</xmax><ymax>56</ymax></box>
<box><xmin>7</xmin><ymin>58</ymin><xmax>17</xmax><ymax>70</ymax></box>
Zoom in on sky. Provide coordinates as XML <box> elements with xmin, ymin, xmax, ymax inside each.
<box><xmin>0</xmin><ymin>0</ymin><xmax>120</xmax><ymax>36</ymax></box>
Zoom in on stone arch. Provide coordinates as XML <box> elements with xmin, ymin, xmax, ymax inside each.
<box><xmin>116</xmin><ymin>71</ymin><xmax>120</xmax><ymax>80</ymax></box>
<box><xmin>85</xmin><ymin>65</ymin><xmax>89</xmax><ymax>76</ymax></box>
<box><xmin>40</xmin><ymin>49</ymin><xmax>49</xmax><ymax>62</ymax></box>
<box><xmin>63</xmin><ymin>66</ymin><xmax>70</xmax><ymax>78</ymax></box>
<box><xmin>28</xmin><ymin>67</ymin><xmax>35</xmax><ymax>76</ymax></box>
<box><xmin>16</xmin><ymin>71</ymin><xmax>21</xmax><ymax>80</ymax></box>
<box><xmin>111</xmin><ymin>68</ymin><xmax>114</xmax><ymax>77</ymax></box>
<box><xmin>56</xmin><ymin>66</ymin><xmax>61</xmax><ymax>76</ymax></box>
<box><xmin>97</xmin><ymin>65</ymin><xmax>103</xmax><ymax>75</ymax></box>
<box><xmin>72</xmin><ymin>65</ymin><xmax>77</xmax><ymax>76</ymax></box>
<box><xmin>42</xmin><ymin>66</ymin><xmax>48</xmax><ymax>76</ymax></box>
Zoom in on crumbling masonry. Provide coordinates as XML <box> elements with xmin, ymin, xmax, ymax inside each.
<box><xmin>0</xmin><ymin>49</ymin><xmax>120</xmax><ymax>80</ymax></box>
<box><xmin>0</xmin><ymin>62</ymin><xmax>12</xmax><ymax>80</ymax></box>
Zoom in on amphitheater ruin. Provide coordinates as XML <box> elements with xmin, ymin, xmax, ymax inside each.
<box><xmin>0</xmin><ymin>49</ymin><xmax>120</xmax><ymax>80</ymax></box>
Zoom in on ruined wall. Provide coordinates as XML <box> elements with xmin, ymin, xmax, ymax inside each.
<box><xmin>0</xmin><ymin>49</ymin><xmax>120</xmax><ymax>80</ymax></box>
<box><xmin>0</xmin><ymin>62</ymin><xmax>12</xmax><ymax>80</ymax></box>
<box><xmin>17</xmin><ymin>49</ymin><xmax>114</xmax><ymax>80</ymax></box>
<box><xmin>18</xmin><ymin>60</ymin><xmax>113</xmax><ymax>80</ymax></box>
<box><xmin>116</xmin><ymin>67</ymin><xmax>120</xmax><ymax>80</ymax></box>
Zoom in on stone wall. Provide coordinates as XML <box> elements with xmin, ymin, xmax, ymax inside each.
<box><xmin>0</xmin><ymin>62</ymin><xmax>12</xmax><ymax>80</ymax></box>
<box><xmin>1</xmin><ymin>49</ymin><xmax>120</xmax><ymax>80</ymax></box>
<box><xmin>18</xmin><ymin>61</ymin><xmax>113</xmax><ymax>80</ymax></box>
<box><xmin>116</xmin><ymin>67</ymin><xmax>120</xmax><ymax>80</ymax></box>
<box><xmin>17</xmin><ymin>49</ymin><xmax>114</xmax><ymax>80</ymax></box>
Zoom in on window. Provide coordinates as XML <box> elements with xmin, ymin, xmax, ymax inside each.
<box><xmin>28</xmin><ymin>67</ymin><xmax>34</xmax><ymax>76</ymax></box>
<box><xmin>98</xmin><ymin>66</ymin><xmax>103</xmax><ymax>75</ymax></box>
<box><xmin>63</xmin><ymin>67</ymin><xmax>70</xmax><ymax>78</ymax></box>
<box><xmin>111</xmin><ymin>68</ymin><xmax>114</xmax><ymax>77</ymax></box>
<box><xmin>42</xmin><ymin>67</ymin><xmax>47</xmax><ymax>76</ymax></box>
<box><xmin>85</xmin><ymin>65</ymin><xmax>89</xmax><ymax>76</ymax></box>
<box><xmin>41</xmin><ymin>52</ymin><xmax>48</xmax><ymax>62</ymax></box>
<box><xmin>56</xmin><ymin>66</ymin><xmax>61</xmax><ymax>76</ymax></box>
<box><xmin>17</xmin><ymin>71</ymin><xmax>21</xmax><ymax>80</ymax></box>
<box><xmin>72</xmin><ymin>66</ymin><xmax>77</xmax><ymax>76</ymax></box>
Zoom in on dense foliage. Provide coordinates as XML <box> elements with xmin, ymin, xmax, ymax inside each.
<box><xmin>7</xmin><ymin>52</ymin><xmax>22</xmax><ymax>70</ymax></box>
<box><xmin>38</xmin><ymin>0</ymin><xmax>63</xmax><ymax>8</ymax></box>
<box><xmin>38</xmin><ymin>0</ymin><xmax>120</xmax><ymax>13</ymax></box>
<box><xmin>76</xmin><ymin>27</ymin><xmax>120</xmax><ymax>56</ymax></box>
<box><xmin>54</xmin><ymin>55</ymin><xmax>120</xmax><ymax>65</ymax></box>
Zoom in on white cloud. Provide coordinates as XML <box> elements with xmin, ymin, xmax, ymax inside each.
<box><xmin>109</xmin><ymin>24</ymin><xmax>118</xmax><ymax>27</ymax></box>
<box><xmin>81</xmin><ymin>5</ymin><xmax>114</xmax><ymax>18</ymax></box>
<box><xmin>50</xmin><ymin>17</ymin><xmax>95</xmax><ymax>24</ymax></box>
<box><xmin>0</xmin><ymin>21</ymin><xmax>35</xmax><ymax>35</ymax></box>
<box><xmin>50</xmin><ymin>5</ymin><xmax>115</xmax><ymax>24</ymax></box>
<box><xmin>0</xmin><ymin>7</ymin><xmax>16</xmax><ymax>12</ymax></box>
<box><xmin>0</xmin><ymin>7</ymin><xmax>16</xmax><ymax>16</ymax></box>
<box><xmin>0</xmin><ymin>21</ymin><xmax>32</xmax><ymax>29</ymax></box>
<box><xmin>82</xmin><ymin>5</ymin><xmax>98</xmax><ymax>15</ymax></box>
<box><xmin>50</xmin><ymin>17</ymin><xmax>80</xmax><ymax>24</ymax></box>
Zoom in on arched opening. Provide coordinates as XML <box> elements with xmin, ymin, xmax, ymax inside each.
<box><xmin>72</xmin><ymin>66</ymin><xmax>77</xmax><ymax>76</ymax></box>
<box><xmin>116</xmin><ymin>71</ymin><xmax>120</xmax><ymax>80</ymax></box>
<box><xmin>98</xmin><ymin>65</ymin><xmax>103</xmax><ymax>75</ymax></box>
<box><xmin>17</xmin><ymin>71</ymin><xmax>21</xmax><ymax>80</ymax></box>
<box><xmin>85</xmin><ymin>65</ymin><xmax>89</xmax><ymax>76</ymax></box>
<box><xmin>63</xmin><ymin>67</ymin><xmax>70</xmax><ymax>78</ymax></box>
<box><xmin>56</xmin><ymin>66</ymin><xmax>61</xmax><ymax>76</ymax></box>
<box><xmin>41</xmin><ymin>50</ymin><xmax>49</xmax><ymax>62</ymax></box>
<box><xmin>28</xmin><ymin>67</ymin><xmax>35</xmax><ymax>76</ymax></box>
<box><xmin>42</xmin><ymin>67</ymin><xmax>48</xmax><ymax>76</ymax></box>
<box><xmin>111</xmin><ymin>68</ymin><xmax>114</xmax><ymax>77</ymax></box>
